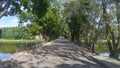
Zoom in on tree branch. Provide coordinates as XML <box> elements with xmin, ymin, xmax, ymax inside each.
<box><xmin>0</xmin><ymin>0</ymin><xmax>11</xmax><ymax>18</ymax></box>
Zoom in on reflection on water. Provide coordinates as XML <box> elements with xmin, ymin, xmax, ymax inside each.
<box><xmin>99</xmin><ymin>53</ymin><xmax>109</xmax><ymax>57</ymax></box>
<box><xmin>99</xmin><ymin>53</ymin><xmax>120</xmax><ymax>59</ymax></box>
<box><xmin>0</xmin><ymin>53</ymin><xmax>12</xmax><ymax>60</ymax></box>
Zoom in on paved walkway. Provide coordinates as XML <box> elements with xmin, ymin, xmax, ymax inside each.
<box><xmin>0</xmin><ymin>38</ymin><xmax>120</xmax><ymax>68</ymax></box>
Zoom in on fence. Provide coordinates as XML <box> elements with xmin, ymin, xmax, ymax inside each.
<box><xmin>16</xmin><ymin>42</ymin><xmax>40</xmax><ymax>52</ymax></box>
<box><xmin>0</xmin><ymin>41</ymin><xmax>42</xmax><ymax>53</ymax></box>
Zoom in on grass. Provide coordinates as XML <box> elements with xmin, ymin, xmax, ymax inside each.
<box><xmin>0</xmin><ymin>39</ymin><xmax>40</xmax><ymax>53</ymax></box>
<box><xmin>81</xmin><ymin>39</ymin><xmax>109</xmax><ymax>54</ymax></box>
<box><xmin>95</xmin><ymin>40</ymin><xmax>109</xmax><ymax>54</ymax></box>
<box><xmin>95</xmin><ymin>45</ymin><xmax>109</xmax><ymax>54</ymax></box>
<box><xmin>0</xmin><ymin>39</ymin><xmax>40</xmax><ymax>43</ymax></box>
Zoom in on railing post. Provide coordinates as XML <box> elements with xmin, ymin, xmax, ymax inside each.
<box><xmin>25</xmin><ymin>43</ymin><xmax>26</xmax><ymax>50</ymax></box>
<box><xmin>16</xmin><ymin>44</ymin><xmax>19</xmax><ymax>52</ymax></box>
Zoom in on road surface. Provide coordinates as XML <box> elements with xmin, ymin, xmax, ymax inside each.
<box><xmin>0</xmin><ymin>38</ymin><xmax>120</xmax><ymax>68</ymax></box>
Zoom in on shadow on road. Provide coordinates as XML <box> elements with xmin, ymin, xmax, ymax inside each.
<box><xmin>31</xmin><ymin>38</ymin><xmax>110</xmax><ymax>68</ymax></box>
<box><xmin>0</xmin><ymin>61</ymin><xmax>23</xmax><ymax>68</ymax></box>
<box><xmin>0</xmin><ymin>38</ymin><xmax>120</xmax><ymax>68</ymax></box>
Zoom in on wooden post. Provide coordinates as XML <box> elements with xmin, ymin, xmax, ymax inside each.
<box><xmin>16</xmin><ymin>44</ymin><xmax>19</xmax><ymax>52</ymax></box>
<box><xmin>24</xmin><ymin>43</ymin><xmax>26</xmax><ymax>50</ymax></box>
<box><xmin>29</xmin><ymin>42</ymin><xmax>32</xmax><ymax>49</ymax></box>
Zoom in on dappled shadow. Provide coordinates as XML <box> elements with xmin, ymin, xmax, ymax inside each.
<box><xmin>30</xmin><ymin>38</ymin><xmax>109</xmax><ymax>68</ymax></box>
<box><xmin>0</xmin><ymin>60</ymin><xmax>23</xmax><ymax>68</ymax></box>
<box><xmin>0</xmin><ymin>38</ymin><xmax>120</xmax><ymax>68</ymax></box>
<box><xmin>32</xmin><ymin>38</ymin><xmax>83</xmax><ymax>57</ymax></box>
<box><xmin>55</xmin><ymin>64</ymin><xmax>97</xmax><ymax>68</ymax></box>
<box><xmin>56</xmin><ymin>64</ymin><xmax>87</xmax><ymax>68</ymax></box>
<box><xmin>0</xmin><ymin>58</ymin><xmax>40</xmax><ymax>68</ymax></box>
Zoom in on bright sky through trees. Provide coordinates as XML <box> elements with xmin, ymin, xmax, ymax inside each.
<box><xmin>0</xmin><ymin>16</ymin><xmax>19</xmax><ymax>28</ymax></box>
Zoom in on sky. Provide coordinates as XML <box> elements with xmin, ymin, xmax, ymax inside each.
<box><xmin>0</xmin><ymin>16</ymin><xmax>19</xmax><ymax>28</ymax></box>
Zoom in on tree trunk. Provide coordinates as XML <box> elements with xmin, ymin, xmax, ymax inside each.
<box><xmin>0</xmin><ymin>0</ymin><xmax>11</xmax><ymax>18</ymax></box>
<box><xmin>71</xmin><ymin>30</ymin><xmax>74</xmax><ymax>41</ymax></box>
<box><xmin>102</xmin><ymin>0</ymin><xmax>119</xmax><ymax>59</ymax></box>
<box><xmin>91</xmin><ymin>43</ymin><xmax>95</xmax><ymax>53</ymax></box>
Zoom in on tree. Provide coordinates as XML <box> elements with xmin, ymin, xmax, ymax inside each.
<box><xmin>0</xmin><ymin>27</ymin><xmax>30</xmax><ymax>39</ymax></box>
<box><xmin>0</xmin><ymin>28</ymin><xmax>2</xmax><ymax>38</ymax></box>
<box><xmin>32</xmin><ymin>0</ymin><xmax>50</xmax><ymax>19</ymax></box>
<box><xmin>26</xmin><ymin>22</ymin><xmax>43</xmax><ymax>39</ymax></box>
<box><xmin>63</xmin><ymin>0</ymin><xmax>119</xmax><ymax>55</ymax></box>
<box><xmin>39</xmin><ymin>1</ymin><xmax>67</xmax><ymax>40</ymax></box>
<box><xmin>18</xmin><ymin>0</ymin><xmax>68</xmax><ymax>40</ymax></box>
<box><xmin>84</xmin><ymin>0</ymin><xmax>104</xmax><ymax>52</ymax></box>
<box><xmin>63</xmin><ymin>0</ymin><xmax>91</xmax><ymax>43</ymax></box>
<box><xmin>0</xmin><ymin>0</ymin><xmax>50</xmax><ymax>18</ymax></box>
<box><xmin>102</xmin><ymin>0</ymin><xmax>120</xmax><ymax>58</ymax></box>
<box><xmin>0</xmin><ymin>0</ymin><xmax>21</xmax><ymax>18</ymax></box>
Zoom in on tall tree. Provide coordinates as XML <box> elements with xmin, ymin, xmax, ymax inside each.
<box><xmin>18</xmin><ymin>0</ymin><xmax>68</xmax><ymax>40</ymax></box>
<box><xmin>63</xmin><ymin>0</ymin><xmax>91</xmax><ymax>44</ymax></box>
<box><xmin>84</xmin><ymin>0</ymin><xmax>104</xmax><ymax>52</ymax></box>
<box><xmin>39</xmin><ymin>1</ymin><xmax>67</xmax><ymax>40</ymax></box>
<box><xmin>102</xmin><ymin>0</ymin><xmax>120</xmax><ymax>58</ymax></box>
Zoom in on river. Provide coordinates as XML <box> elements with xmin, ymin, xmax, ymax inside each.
<box><xmin>0</xmin><ymin>53</ymin><xmax>12</xmax><ymax>60</ymax></box>
<box><xmin>99</xmin><ymin>53</ymin><xmax>120</xmax><ymax>59</ymax></box>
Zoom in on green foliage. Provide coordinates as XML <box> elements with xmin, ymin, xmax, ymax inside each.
<box><xmin>32</xmin><ymin>0</ymin><xmax>50</xmax><ymax>18</ymax></box>
<box><xmin>15</xmin><ymin>27</ymin><xmax>31</xmax><ymax>39</ymax></box>
<box><xmin>26</xmin><ymin>22</ymin><xmax>43</xmax><ymax>37</ymax></box>
<box><xmin>39</xmin><ymin>6</ymin><xmax>68</xmax><ymax>39</ymax></box>
<box><xmin>17</xmin><ymin>0</ymin><xmax>54</xmax><ymax>39</ymax></box>
<box><xmin>0</xmin><ymin>27</ymin><xmax>30</xmax><ymax>39</ymax></box>
<box><xmin>64</xmin><ymin>0</ymin><xmax>91</xmax><ymax>42</ymax></box>
<box><xmin>95</xmin><ymin>40</ymin><xmax>109</xmax><ymax>53</ymax></box>
<box><xmin>18</xmin><ymin>11</ymin><xmax>33</xmax><ymax>23</ymax></box>
<box><xmin>0</xmin><ymin>0</ymin><xmax>50</xmax><ymax>18</ymax></box>
<box><xmin>95</xmin><ymin>45</ymin><xmax>109</xmax><ymax>54</ymax></box>
<box><xmin>61</xmin><ymin>23</ymin><xmax>70</xmax><ymax>38</ymax></box>
<box><xmin>18</xmin><ymin>0</ymin><xmax>69</xmax><ymax>40</ymax></box>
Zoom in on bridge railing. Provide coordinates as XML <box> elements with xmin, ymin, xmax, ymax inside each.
<box><xmin>16</xmin><ymin>42</ymin><xmax>41</xmax><ymax>52</ymax></box>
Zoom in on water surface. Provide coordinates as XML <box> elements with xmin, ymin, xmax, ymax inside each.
<box><xmin>99</xmin><ymin>53</ymin><xmax>120</xmax><ymax>59</ymax></box>
<box><xmin>0</xmin><ymin>53</ymin><xmax>12</xmax><ymax>60</ymax></box>
<box><xmin>99</xmin><ymin>53</ymin><xmax>109</xmax><ymax>57</ymax></box>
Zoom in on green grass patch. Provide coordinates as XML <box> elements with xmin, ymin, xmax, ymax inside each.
<box><xmin>0</xmin><ymin>39</ymin><xmax>40</xmax><ymax>43</ymax></box>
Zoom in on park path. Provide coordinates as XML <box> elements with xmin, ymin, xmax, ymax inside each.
<box><xmin>0</xmin><ymin>38</ymin><xmax>120</xmax><ymax>68</ymax></box>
